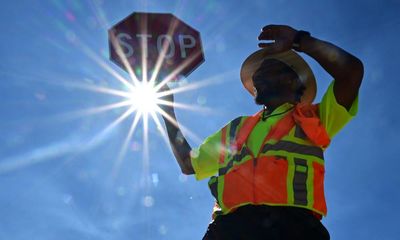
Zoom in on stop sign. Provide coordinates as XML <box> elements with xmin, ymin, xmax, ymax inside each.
<box><xmin>108</xmin><ymin>12</ymin><xmax>204</xmax><ymax>81</ymax></box>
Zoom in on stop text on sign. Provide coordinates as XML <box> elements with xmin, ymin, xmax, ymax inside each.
<box><xmin>108</xmin><ymin>12</ymin><xmax>204</xmax><ymax>80</ymax></box>
<box><xmin>116</xmin><ymin>33</ymin><xmax>196</xmax><ymax>59</ymax></box>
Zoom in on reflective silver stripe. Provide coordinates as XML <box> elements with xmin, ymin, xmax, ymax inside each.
<box><xmin>261</xmin><ymin>140</ymin><xmax>324</xmax><ymax>159</ymax></box>
<box><xmin>219</xmin><ymin>146</ymin><xmax>251</xmax><ymax>175</ymax></box>
<box><xmin>293</xmin><ymin>158</ymin><xmax>308</xmax><ymax>205</ymax></box>
<box><xmin>227</xmin><ymin>117</ymin><xmax>242</xmax><ymax>159</ymax></box>
<box><xmin>294</xmin><ymin>124</ymin><xmax>307</xmax><ymax>139</ymax></box>
<box><xmin>218</xmin><ymin>117</ymin><xmax>246</xmax><ymax>176</ymax></box>
<box><xmin>229</xmin><ymin>117</ymin><xmax>242</xmax><ymax>144</ymax></box>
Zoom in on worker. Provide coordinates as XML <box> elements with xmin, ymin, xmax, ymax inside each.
<box><xmin>160</xmin><ymin>24</ymin><xmax>363</xmax><ymax>240</ymax></box>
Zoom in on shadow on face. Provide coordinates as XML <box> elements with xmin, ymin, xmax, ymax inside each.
<box><xmin>252</xmin><ymin>59</ymin><xmax>303</xmax><ymax>106</ymax></box>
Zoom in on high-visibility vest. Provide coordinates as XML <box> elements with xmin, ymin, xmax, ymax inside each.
<box><xmin>208</xmin><ymin>103</ymin><xmax>331</xmax><ymax>219</ymax></box>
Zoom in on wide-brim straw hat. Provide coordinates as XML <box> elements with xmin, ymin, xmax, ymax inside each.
<box><xmin>240</xmin><ymin>49</ymin><xmax>316</xmax><ymax>103</ymax></box>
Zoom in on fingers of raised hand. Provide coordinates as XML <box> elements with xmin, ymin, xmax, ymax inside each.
<box><xmin>258</xmin><ymin>27</ymin><xmax>275</xmax><ymax>40</ymax></box>
<box><xmin>261</xmin><ymin>24</ymin><xmax>283</xmax><ymax>31</ymax></box>
<box><xmin>258</xmin><ymin>24</ymin><xmax>286</xmax><ymax>40</ymax></box>
<box><xmin>258</xmin><ymin>41</ymin><xmax>289</xmax><ymax>54</ymax></box>
<box><xmin>258</xmin><ymin>42</ymin><xmax>275</xmax><ymax>51</ymax></box>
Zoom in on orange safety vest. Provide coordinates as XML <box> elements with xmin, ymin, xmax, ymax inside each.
<box><xmin>208</xmin><ymin>103</ymin><xmax>331</xmax><ymax>219</ymax></box>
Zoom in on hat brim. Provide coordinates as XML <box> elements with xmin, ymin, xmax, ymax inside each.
<box><xmin>240</xmin><ymin>49</ymin><xmax>316</xmax><ymax>103</ymax></box>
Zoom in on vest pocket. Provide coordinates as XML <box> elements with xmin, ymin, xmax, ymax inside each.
<box><xmin>312</xmin><ymin>162</ymin><xmax>327</xmax><ymax>214</ymax></box>
<box><xmin>222</xmin><ymin>160</ymin><xmax>254</xmax><ymax>209</ymax></box>
<box><xmin>254</xmin><ymin>156</ymin><xmax>288</xmax><ymax>204</ymax></box>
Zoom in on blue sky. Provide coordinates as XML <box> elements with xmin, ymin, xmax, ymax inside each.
<box><xmin>1</xmin><ymin>0</ymin><xmax>399</xmax><ymax>239</ymax></box>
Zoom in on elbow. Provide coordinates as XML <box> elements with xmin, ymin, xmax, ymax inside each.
<box><xmin>351</xmin><ymin>57</ymin><xmax>364</xmax><ymax>83</ymax></box>
<box><xmin>342</xmin><ymin>57</ymin><xmax>364</xmax><ymax>90</ymax></box>
<box><xmin>181</xmin><ymin>160</ymin><xmax>195</xmax><ymax>175</ymax></box>
<box><xmin>181</xmin><ymin>169</ymin><xmax>194</xmax><ymax>175</ymax></box>
<box><xmin>181</xmin><ymin>166</ymin><xmax>195</xmax><ymax>175</ymax></box>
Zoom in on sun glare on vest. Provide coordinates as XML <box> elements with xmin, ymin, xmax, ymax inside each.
<box><xmin>129</xmin><ymin>81</ymin><xmax>159</xmax><ymax>114</ymax></box>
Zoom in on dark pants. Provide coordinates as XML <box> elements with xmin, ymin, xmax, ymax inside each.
<box><xmin>203</xmin><ymin>205</ymin><xmax>330</xmax><ymax>240</ymax></box>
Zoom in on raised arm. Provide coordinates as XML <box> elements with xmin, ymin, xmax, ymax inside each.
<box><xmin>159</xmin><ymin>86</ymin><xmax>195</xmax><ymax>175</ymax></box>
<box><xmin>258</xmin><ymin>24</ymin><xmax>364</xmax><ymax>110</ymax></box>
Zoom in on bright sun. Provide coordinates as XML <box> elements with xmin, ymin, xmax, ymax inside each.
<box><xmin>128</xmin><ymin>81</ymin><xmax>159</xmax><ymax>114</ymax></box>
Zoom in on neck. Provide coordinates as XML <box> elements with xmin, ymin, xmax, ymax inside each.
<box><xmin>256</xmin><ymin>92</ymin><xmax>298</xmax><ymax>112</ymax></box>
<box><xmin>264</xmin><ymin>99</ymin><xmax>296</xmax><ymax>113</ymax></box>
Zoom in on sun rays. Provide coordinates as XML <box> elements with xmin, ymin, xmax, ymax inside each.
<box><xmin>78</xmin><ymin>69</ymin><xmax>222</xmax><ymax>177</ymax></box>
<box><xmin>67</xmin><ymin>11</ymin><xmax>215</xmax><ymax>180</ymax></box>
<box><xmin>0</xmin><ymin>4</ymin><xmax>237</xmax><ymax>183</ymax></box>
<box><xmin>74</xmin><ymin>44</ymin><xmax>214</xmax><ymax>179</ymax></box>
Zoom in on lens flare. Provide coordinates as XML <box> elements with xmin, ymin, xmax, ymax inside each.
<box><xmin>128</xmin><ymin>81</ymin><xmax>159</xmax><ymax>115</ymax></box>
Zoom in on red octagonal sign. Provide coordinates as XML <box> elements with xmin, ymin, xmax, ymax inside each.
<box><xmin>108</xmin><ymin>12</ymin><xmax>204</xmax><ymax>81</ymax></box>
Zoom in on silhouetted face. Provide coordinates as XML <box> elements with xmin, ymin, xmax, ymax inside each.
<box><xmin>252</xmin><ymin>59</ymin><xmax>302</xmax><ymax>106</ymax></box>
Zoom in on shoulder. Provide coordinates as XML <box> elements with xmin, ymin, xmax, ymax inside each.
<box><xmin>318</xmin><ymin>80</ymin><xmax>358</xmax><ymax>139</ymax></box>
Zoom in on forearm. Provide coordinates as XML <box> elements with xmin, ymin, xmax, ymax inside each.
<box><xmin>300</xmin><ymin>35</ymin><xmax>363</xmax><ymax>81</ymax></box>
<box><xmin>162</xmin><ymin>109</ymin><xmax>195</xmax><ymax>175</ymax></box>
<box><xmin>258</xmin><ymin>24</ymin><xmax>364</xmax><ymax>109</ymax></box>
<box><xmin>299</xmin><ymin>35</ymin><xmax>364</xmax><ymax>109</ymax></box>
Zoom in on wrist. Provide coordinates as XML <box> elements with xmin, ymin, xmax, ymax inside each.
<box><xmin>297</xmin><ymin>34</ymin><xmax>318</xmax><ymax>55</ymax></box>
<box><xmin>292</xmin><ymin>30</ymin><xmax>311</xmax><ymax>52</ymax></box>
